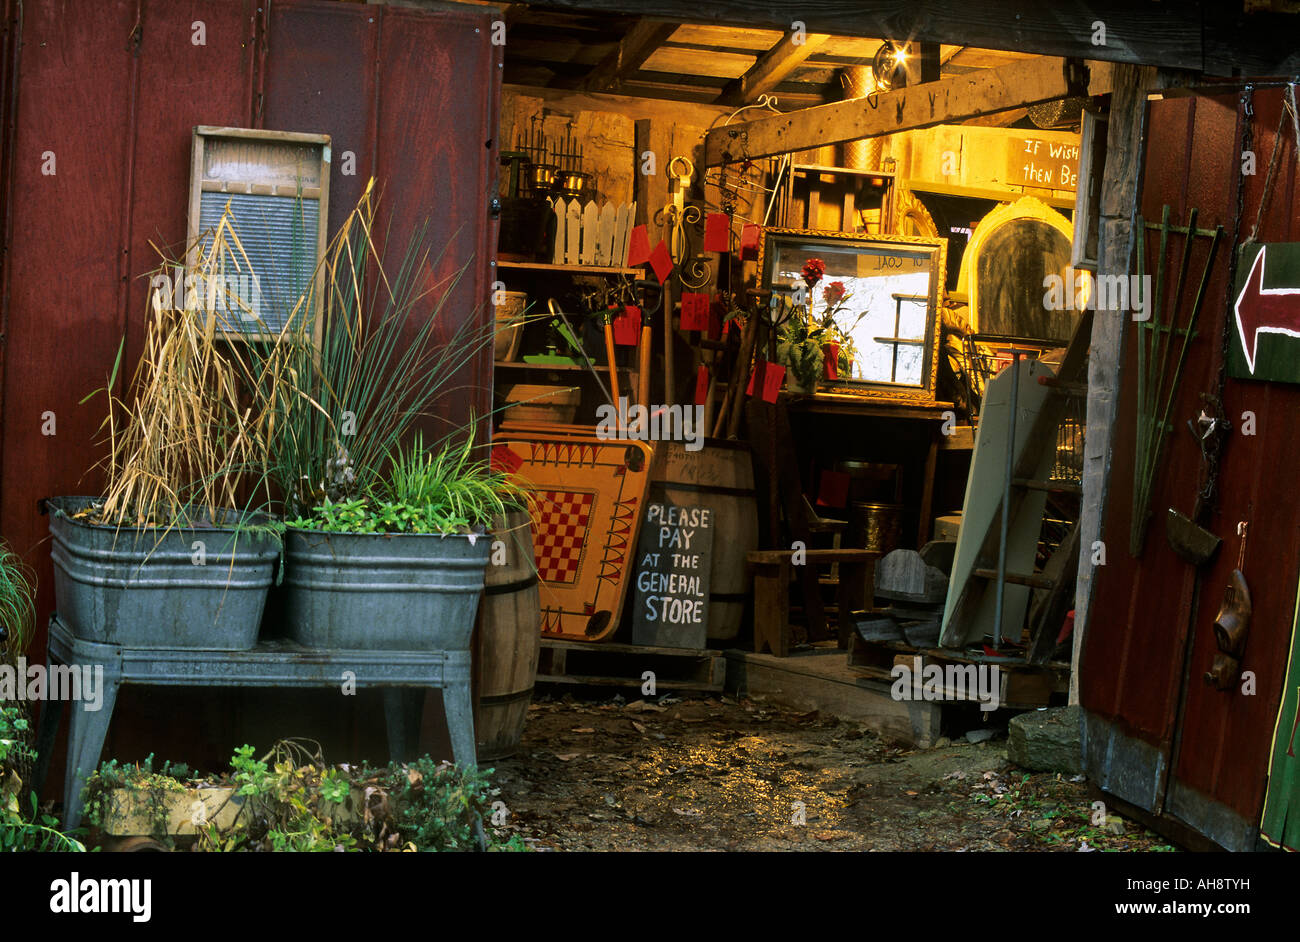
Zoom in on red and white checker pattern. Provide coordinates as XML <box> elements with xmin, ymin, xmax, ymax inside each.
<box><xmin>533</xmin><ymin>490</ymin><xmax>594</xmax><ymax>585</ymax></box>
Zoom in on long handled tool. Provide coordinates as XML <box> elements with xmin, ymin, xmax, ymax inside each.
<box><xmin>662</xmin><ymin>282</ymin><xmax>675</xmax><ymax>409</ymax></box>
<box><xmin>713</xmin><ymin>289</ymin><xmax>769</xmax><ymax>439</ymax></box>
<box><xmin>634</xmin><ymin>280</ymin><xmax>662</xmax><ymax>412</ymax></box>
<box><xmin>1129</xmin><ymin>206</ymin><xmax>1223</xmax><ymax>555</ymax></box>
<box><xmin>603</xmin><ymin>305</ymin><xmax>621</xmax><ymax>412</ymax></box>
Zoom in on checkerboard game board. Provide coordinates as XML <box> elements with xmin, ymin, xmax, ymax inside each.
<box><xmin>492</xmin><ymin>433</ymin><xmax>653</xmax><ymax>642</ymax></box>
<box><xmin>533</xmin><ymin>489</ymin><xmax>594</xmax><ymax>584</ymax></box>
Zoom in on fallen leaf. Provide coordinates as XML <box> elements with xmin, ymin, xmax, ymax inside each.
<box><xmin>554</xmin><ymin>753</ymin><xmax>580</xmax><ymax>761</ymax></box>
<box><xmin>572</xmin><ymin>727</ymin><xmax>595</xmax><ymax>734</ymax></box>
<box><xmin>631</xmin><ymin>721</ymin><xmax>647</xmax><ymax>733</ymax></box>
<box><xmin>814</xmin><ymin>830</ymin><xmax>850</xmax><ymax>841</ymax></box>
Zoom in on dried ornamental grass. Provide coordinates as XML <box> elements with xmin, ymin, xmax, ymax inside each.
<box><xmin>87</xmin><ymin>210</ymin><xmax>285</xmax><ymax>530</ymax></box>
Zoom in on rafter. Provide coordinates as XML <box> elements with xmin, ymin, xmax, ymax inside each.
<box><xmin>714</xmin><ymin>31</ymin><xmax>829</xmax><ymax>106</ymax></box>
<box><xmin>581</xmin><ymin>18</ymin><xmax>679</xmax><ymax>93</ymax></box>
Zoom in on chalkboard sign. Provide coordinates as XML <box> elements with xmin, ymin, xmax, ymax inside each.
<box><xmin>976</xmin><ymin>220</ymin><xmax>1074</xmax><ymax>341</ymax></box>
<box><xmin>958</xmin><ymin>199</ymin><xmax>1081</xmax><ymax>344</ymax></box>
<box><xmin>631</xmin><ymin>502</ymin><xmax>714</xmax><ymax>649</ymax></box>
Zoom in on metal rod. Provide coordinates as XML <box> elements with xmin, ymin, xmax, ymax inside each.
<box><xmin>1131</xmin><ymin>214</ymin><xmax>1147</xmax><ymax>554</ymax></box>
<box><xmin>1149</xmin><ymin>223</ymin><xmax>1223</xmax><ymax>492</ymax></box>
<box><xmin>993</xmin><ymin>351</ymin><xmax>1023</xmax><ymax>652</ymax></box>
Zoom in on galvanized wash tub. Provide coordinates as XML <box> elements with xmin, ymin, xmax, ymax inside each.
<box><xmin>47</xmin><ymin>497</ymin><xmax>279</xmax><ymax>651</ymax></box>
<box><xmin>282</xmin><ymin>528</ymin><xmax>491</xmax><ymax>650</ymax></box>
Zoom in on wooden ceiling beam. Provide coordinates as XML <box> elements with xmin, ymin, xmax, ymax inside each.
<box><xmin>581</xmin><ymin>18</ymin><xmax>680</xmax><ymax>93</ymax></box>
<box><xmin>703</xmin><ymin>54</ymin><xmax>1114</xmax><ymax>165</ymax></box>
<box><xmin>526</xmin><ymin>0</ymin><xmax>1205</xmax><ymax>70</ymax></box>
<box><xmin>714</xmin><ymin>31</ymin><xmax>829</xmax><ymax>106</ymax></box>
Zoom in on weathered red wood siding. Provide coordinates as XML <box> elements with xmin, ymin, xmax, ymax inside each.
<box><xmin>1081</xmin><ymin>87</ymin><xmax>1300</xmax><ymax>850</ymax></box>
<box><xmin>0</xmin><ymin>0</ymin><xmax>500</xmax><ymax>775</ymax></box>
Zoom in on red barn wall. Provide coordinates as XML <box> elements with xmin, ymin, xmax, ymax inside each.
<box><xmin>1081</xmin><ymin>87</ymin><xmax>1300</xmax><ymax>850</ymax></box>
<box><xmin>0</xmin><ymin>0</ymin><xmax>500</xmax><ymax>778</ymax></box>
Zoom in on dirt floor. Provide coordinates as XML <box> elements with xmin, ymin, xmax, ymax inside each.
<box><xmin>488</xmin><ymin>692</ymin><xmax>1178</xmax><ymax>852</ymax></box>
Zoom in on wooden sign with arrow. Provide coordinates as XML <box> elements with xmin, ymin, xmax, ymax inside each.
<box><xmin>1231</xmin><ymin>243</ymin><xmax>1300</xmax><ymax>382</ymax></box>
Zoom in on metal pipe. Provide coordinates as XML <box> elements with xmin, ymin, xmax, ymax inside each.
<box><xmin>993</xmin><ymin>351</ymin><xmax>1022</xmax><ymax>651</ymax></box>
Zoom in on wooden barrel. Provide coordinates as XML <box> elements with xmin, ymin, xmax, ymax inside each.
<box><xmin>649</xmin><ymin>440</ymin><xmax>758</xmax><ymax>642</ymax></box>
<box><xmin>473</xmin><ymin>510</ymin><xmax>541</xmax><ymax>761</ymax></box>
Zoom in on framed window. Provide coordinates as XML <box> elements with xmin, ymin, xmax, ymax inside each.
<box><xmin>758</xmin><ymin>228</ymin><xmax>947</xmax><ymax>403</ymax></box>
<box><xmin>187</xmin><ymin>126</ymin><xmax>331</xmax><ymax>343</ymax></box>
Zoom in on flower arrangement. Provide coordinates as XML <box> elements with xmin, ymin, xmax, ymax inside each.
<box><xmin>775</xmin><ymin>259</ymin><xmax>859</xmax><ymax>390</ymax></box>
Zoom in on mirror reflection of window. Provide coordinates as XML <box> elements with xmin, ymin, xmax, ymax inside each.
<box><xmin>772</xmin><ymin>243</ymin><xmax>934</xmax><ymax>387</ymax></box>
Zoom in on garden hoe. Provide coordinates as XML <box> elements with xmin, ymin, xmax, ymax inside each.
<box><xmin>1166</xmin><ymin>410</ymin><xmax>1225</xmax><ymax>564</ymax></box>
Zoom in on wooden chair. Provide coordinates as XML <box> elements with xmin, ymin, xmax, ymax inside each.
<box><xmin>747</xmin><ymin>548</ymin><xmax>879</xmax><ymax>657</ymax></box>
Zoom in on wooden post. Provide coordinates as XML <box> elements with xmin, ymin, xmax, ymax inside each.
<box><xmin>1071</xmin><ymin>64</ymin><xmax>1161</xmax><ymax>704</ymax></box>
<box><xmin>633</xmin><ymin>118</ymin><xmax>653</xmax><ymax>226</ymax></box>
<box><xmin>917</xmin><ymin>427</ymin><xmax>940</xmax><ymax>549</ymax></box>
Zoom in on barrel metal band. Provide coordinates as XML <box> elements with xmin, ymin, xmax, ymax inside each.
<box><xmin>479</xmin><ymin>688</ymin><xmax>535</xmax><ymax>707</ymax></box>
<box><xmin>483</xmin><ymin>573</ymin><xmax>539</xmax><ymax>596</ymax></box>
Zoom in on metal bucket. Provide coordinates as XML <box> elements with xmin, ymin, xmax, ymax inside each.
<box><xmin>47</xmin><ymin>496</ymin><xmax>278</xmax><ymax>651</ymax></box>
<box><xmin>283</xmin><ymin>528</ymin><xmax>491</xmax><ymax>650</ymax></box>
<box><xmin>850</xmin><ymin>501</ymin><xmax>904</xmax><ymax>555</ymax></box>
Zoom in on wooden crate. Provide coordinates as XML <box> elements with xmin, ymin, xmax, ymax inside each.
<box><xmin>536</xmin><ymin>639</ymin><xmax>726</xmax><ymax>693</ymax></box>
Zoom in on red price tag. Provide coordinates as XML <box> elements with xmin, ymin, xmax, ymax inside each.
<box><xmin>703</xmin><ymin>213</ymin><xmax>730</xmax><ymax>253</ymax></box>
<box><xmin>746</xmin><ymin>360</ymin><xmax>785</xmax><ymax>403</ymax></box>
<box><xmin>613</xmin><ymin>305</ymin><xmax>640</xmax><ymax>346</ymax></box>
<box><xmin>694</xmin><ymin>364</ymin><xmax>709</xmax><ymax>405</ymax></box>
<box><xmin>816</xmin><ymin>470</ymin><xmax>850</xmax><ymax>509</ymax></box>
<box><xmin>648</xmin><ymin>240</ymin><xmax>673</xmax><ymax>283</ymax></box>
<box><xmin>627</xmin><ymin>225</ymin><xmax>651</xmax><ymax>266</ymax></box>
<box><xmin>740</xmin><ymin>223</ymin><xmax>761</xmax><ymax>260</ymax></box>
<box><xmin>679</xmin><ymin>292</ymin><xmax>708</xmax><ymax>331</ymax></box>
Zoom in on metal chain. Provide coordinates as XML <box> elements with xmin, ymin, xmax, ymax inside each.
<box><xmin>1200</xmin><ymin>86</ymin><xmax>1254</xmax><ymax>511</ymax></box>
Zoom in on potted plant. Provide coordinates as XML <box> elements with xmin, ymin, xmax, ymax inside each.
<box><xmin>264</xmin><ymin>182</ymin><xmax>506</xmax><ymax>650</ymax></box>
<box><xmin>774</xmin><ymin>258</ymin><xmax>832</xmax><ymax>393</ymax></box>
<box><xmin>47</xmin><ymin>213</ymin><xmax>283</xmax><ymax>651</ymax></box>
<box><xmin>776</xmin><ymin>261</ymin><xmax>866</xmax><ymax>391</ymax></box>
<box><xmin>282</xmin><ymin>434</ymin><xmax>529</xmax><ymax>650</ymax></box>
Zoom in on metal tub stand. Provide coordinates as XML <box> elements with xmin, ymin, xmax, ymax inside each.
<box><xmin>34</xmin><ymin>615</ymin><xmax>475</xmax><ymax>829</ymax></box>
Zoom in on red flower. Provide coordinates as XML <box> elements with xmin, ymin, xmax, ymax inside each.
<box><xmin>823</xmin><ymin>281</ymin><xmax>846</xmax><ymax>307</ymax></box>
<box><xmin>801</xmin><ymin>258</ymin><xmax>826</xmax><ymax>288</ymax></box>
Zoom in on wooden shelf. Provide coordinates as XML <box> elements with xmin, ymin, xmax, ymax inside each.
<box><xmin>496</xmin><ymin>260</ymin><xmax>640</xmax><ymax>277</ymax></box>
<box><xmin>783</xmin><ymin>394</ymin><xmax>956</xmax><ymax>421</ymax></box>
<box><xmin>495</xmin><ymin>361</ymin><xmax>633</xmax><ymax>375</ymax></box>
